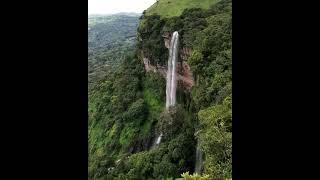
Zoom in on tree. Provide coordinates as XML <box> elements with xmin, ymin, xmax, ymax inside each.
<box><xmin>197</xmin><ymin>96</ymin><xmax>232</xmax><ymax>179</ymax></box>
<box><xmin>188</xmin><ymin>49</ymin><xmax>204</xmax><ymax>77</ymax></box>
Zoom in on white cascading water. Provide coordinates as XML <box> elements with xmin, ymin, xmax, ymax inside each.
<box><xmin>155</xmin><ymin>133</ymin><xmax>163</xmax><ymax>145</ymax></box>
<box><xmin>195</xmin><ymin>142</ymin><xmax>203</xmax><ymax>173</ymax></box>
<box><xmin>151</xmin><ymin>133</ymin><xmax>163</xmax><ymax>149</ymax></box>
<box><xmin>166</xmin><ymin>31</ymin><xmax>179</xmax><ymax>109</ymax></box>
<box><xmin>153</xmin><ymin>31</ymin><xmax>179</xmax><ymax>148</ymax></box>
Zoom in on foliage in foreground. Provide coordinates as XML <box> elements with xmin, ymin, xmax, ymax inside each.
<box><xmin>180</xmin><ymin>172</ymin><xmax>210</xmax><ymax>180</ymax></box>
<box><xmin>106</xmin><ymin>105</ymin><xmax>196</xmax><ymax>179</ymax></box>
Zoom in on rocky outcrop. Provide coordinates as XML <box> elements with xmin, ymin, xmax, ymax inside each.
<box><xmin>162</xmin><ymin>32</ymin><xmax>170</xmax><ymax>48</ymax></box>
<box><xmin>142</xmin><ymin>32</ymin><xmax>194</xmax><ymax>89</ymax></box>
<box><xmin>178</xmin><ymin>61</ymin><xmax>194</xmax><ymax>89</ymax></box>
<box><xmin>143</xmin><ymin>57</ymin><xmax>167</xmax><ymax>76</ymax></box>
<box><xmin>180</xmin><ymin>47</ymin><xmax>192</xmax><ymax>61</ymax></box>
<box><xmin>143</xmin><ymin>56</ymin><xmax>194</xmax><ymax>89</ymax></box>
<box><xmin>162</xmin><ymin>32</ymin><xmax>192</xmax><ymax>61</ymax></box>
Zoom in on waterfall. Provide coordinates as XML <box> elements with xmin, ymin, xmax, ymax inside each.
<box><xmin>156</xmin><ymin>133</ymin><xmax>163</xmax><ymax>144</ymax></box>
<box><xmin>152</xmin><ymin>31</ymin><xmax>179</xmax><ymax>149</ymax></box>
<box><xmin>152</xmin><ymin>133</ymin><xmax>163</xmax><ymax>148</ymax></box>
<box><xmin>195</xmin><ymin>142</ymin><xmax>203</xmax><ymax>173</ymax></box>
<box><xmin>165</xmin><ymin>31</ymin><xmax>179</xmax><ymax>110</ymax></box>
<box><xmin>150</xmin><ymin>133</ymin><xmax>163</xmax><ymax>149</ymax></box>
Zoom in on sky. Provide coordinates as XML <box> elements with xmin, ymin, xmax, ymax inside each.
<box><xmin>88</xmin><ymin>0</ymin><xmax>156</xmax><ymax>15</ymax></box>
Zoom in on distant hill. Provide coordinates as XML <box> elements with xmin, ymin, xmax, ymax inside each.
<box><xmin>114</xmin><ymin>12</ymin><xmax>142</xmax><ymax>16</ymax></box>
<box><xmin>88</xmin><ymin>14</ymin><xmax>139</xmax><ymax>89</ymax></box>
<box><xmin>88</xmin><ymin>13</ymin><xmax>140</xmax><ymax>27</ymax></box>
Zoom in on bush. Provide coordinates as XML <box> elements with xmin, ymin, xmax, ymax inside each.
<box><xmin>180</xmin><ymin>171</ymin><xmax>210</xmax><ymax>180</ymax></box>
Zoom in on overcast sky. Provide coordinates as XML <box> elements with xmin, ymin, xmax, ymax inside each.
<box><xmin>88</xmin><ymin>0</ymin><xmax>156</xmax><ymax>15</ymax></box>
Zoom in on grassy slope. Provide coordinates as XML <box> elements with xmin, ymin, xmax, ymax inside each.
<box><xmin>145</xmin><ymin>0</ymin><xmax>220</xmax><ymax>17</ymax></box>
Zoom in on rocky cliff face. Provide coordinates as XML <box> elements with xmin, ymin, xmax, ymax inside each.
<box><xmin>142</xmin><ymin>32</ymin><xmax>194</xmax><ymax>89</ymax></box>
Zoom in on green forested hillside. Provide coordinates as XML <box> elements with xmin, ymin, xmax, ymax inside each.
<box><xmin>89</xmin><ymin>0</ymin><xmax>232</xmax><ymax>179</ymax></box>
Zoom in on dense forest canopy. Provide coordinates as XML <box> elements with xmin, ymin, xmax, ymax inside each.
<box><xmin>89</xmin><ymin>0</ymin><xmax>232</xmax><ymax>179</ymax></box>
